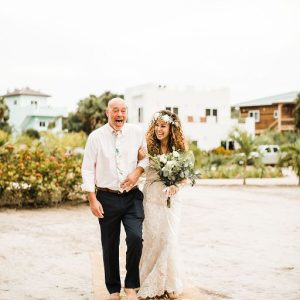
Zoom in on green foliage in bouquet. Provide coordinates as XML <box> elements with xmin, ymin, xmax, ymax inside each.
<box><xmin>150</xmin><ymin>149</ymin><xmax>200</xmax><ymax>207</ymax></box>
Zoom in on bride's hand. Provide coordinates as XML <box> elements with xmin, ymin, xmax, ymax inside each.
<box><xmin>137</xmin><ymin>146</ymin><xmax>146</xmax><ymax>161</ymax></box>
<box><xmin>167</xmin><ymin>185</ymin><xmax>178</xmax><ymax>196</ymax></box>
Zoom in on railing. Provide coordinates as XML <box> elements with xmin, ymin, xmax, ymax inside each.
<box><xmin>268</xmin><ymin>119</ymin><xmax>278</xmax><ymax>130</ymax></box>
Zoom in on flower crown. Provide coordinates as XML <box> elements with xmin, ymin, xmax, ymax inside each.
<box><xmin>151</xmin><ymin>112</ymin><xmax>178</xmax><ymax>127</ymax></box>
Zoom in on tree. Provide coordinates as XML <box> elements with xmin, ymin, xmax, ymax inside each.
<box><xmin>294</xmin><ymin>93</ymin><xmax>300</xmax><ymax>130</ymax></box>
<box><xmin>24</xmin><ymin>128</ymin><xmax>40</xmax><ymax>140</ymax></box>
<box><xmin>279</xmin><ymin>141</ymin><xmax>300</xmax><ymax>185</ymax></box>
<box><xmin>0</xmin><ymin>97</ymin><xmax>11</xmax><ymax>133</ymax></box>
<box><xmin>65</xmin><ymin>91</ymin><xmax>123</xmax><ymax>135</ymax></box>
<box><xmin>230</xmin><ymin>128</ymin><xmax>261</xmax><ymax>185</ymax></box>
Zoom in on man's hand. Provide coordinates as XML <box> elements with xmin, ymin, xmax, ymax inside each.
<box><xmin>120</xmin><ymin>167</ymin><xmax>144</xmax><ymax>192</ymax></box>
<box><xmin>88</xmin><ymin>192</ymin><xmax>104</xmax><ymax>218</ymax></box>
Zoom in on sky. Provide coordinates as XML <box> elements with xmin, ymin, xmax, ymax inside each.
<box><xmin>0</xmin><ymin>0</ymin><xmax>299</xmax><ymax>112</ymax></box>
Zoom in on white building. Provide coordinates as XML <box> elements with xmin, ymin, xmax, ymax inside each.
<box><xmin>125</xmin><ymin>83</ymin><xmax>254</xmax><ymax>150</ymax></box>
<box><xmin>2</xmin><ymin>87</ymin><xmax>67</xmax><ymax>134</ymax></box>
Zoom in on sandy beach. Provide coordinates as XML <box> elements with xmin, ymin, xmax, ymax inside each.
<box><xmin>0</xmin><ymin>177</ymin><xmax>299</xmax><ymax>300</ymax></box>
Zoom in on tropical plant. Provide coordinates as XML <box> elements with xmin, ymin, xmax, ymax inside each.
<box><xmin>230</xmin><ymin>128</ymin><xmax>261</xmax><ymax>185</ymax></box>
<box><xmin>279</xmin><ymin>141</ymin><xmax>300</xmax><ymax>185</ymax></box>
<box><xmin>255</xmin><ymin>129</ymin><xmax>299</xmax><ymax>145</ymax></box>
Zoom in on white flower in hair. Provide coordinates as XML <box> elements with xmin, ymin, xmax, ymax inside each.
<box><xmin>162</xmin><ymin>114</ymin><xmax>171</xmax><ymax>123</ymax></box>
<box><xmin>151</xmin><ymin>112</ymin><xmax>176</xmax><ymax>125</ymax></box>
<box><xmin>153</xmin><ymin>112</ymin><xmax>160</xmax><ymax>120</ymax></box>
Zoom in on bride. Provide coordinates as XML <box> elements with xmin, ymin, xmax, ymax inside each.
<box><xmin>137</xmin><ymin>110</ymin><xmax>187</xmax><ymax>299</ymax></box>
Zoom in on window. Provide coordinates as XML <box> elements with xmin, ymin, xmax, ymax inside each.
<box><xmin>138</xmin><ymin>107</ymin><xmax>143</xmax><ymax>123</ymax></box>
<box><xmin>248</xmin><ymin>110</ymin><xmax>260</xmax><ymax>122</ymax></box>
<box><xmin>187</xmin><ymin>116</ymin><xmax>194</xmax><ymax>122</ymax></box>
<box><xmin>228</xmin><ymin>141</ymin><xmax>235</xmax><ymax>150</ymax></box>
<box><xmin>205</xmin><ymin>108</ymin><xmax>218</xmax><ymax>122</ymax></box>
<box><xmin>274</xmin><ymin>110</ymin><xmax>278</xmax><ymax>119</ymax></box>
<box><xmin>165</xmin><ymin>107</ymin><xmax>178</xmax><ymax>115</ymax></box>
<box><xmin>39</xmin><ymin>121</ymin><xmax>46</xmax><ymax>127</ymax></box>
<box><xmin>206</xmin><ymin>108</ymin><xmax>218</xmax><ymax>116</ymax></box>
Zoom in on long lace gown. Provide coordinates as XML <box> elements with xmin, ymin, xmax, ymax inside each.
<box><xmin>138</xmin><ymin>168</ymin><xmax>183</xmax><ymax>299</ymax></box>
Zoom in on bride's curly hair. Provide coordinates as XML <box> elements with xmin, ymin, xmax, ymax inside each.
<box><xmin>146</xmin><ymin>110</ymin><xmax>187</xmax><ymax>155</ymax></box>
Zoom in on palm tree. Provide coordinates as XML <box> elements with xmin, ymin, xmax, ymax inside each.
<box><xmin>230</xmin><ymin>128</ymin><xmax>260</xmax><ymax>185</ymax></box>
<box><xmin>280</xmin><ymin>141</ymin><xmax>300</xmax><ymax>185</ymax></box>
<box><xmin>294</xmin><ymin>93</ymin><xmax>300</xmax><ymax>131</ymax></box>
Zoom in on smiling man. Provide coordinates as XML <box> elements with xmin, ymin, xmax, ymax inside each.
<box><xmin>81</xmin><ymin>98</ymin><xmax>148</xmax><ymax>300</ymax></box>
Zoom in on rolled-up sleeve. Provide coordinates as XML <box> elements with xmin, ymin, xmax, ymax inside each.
<box><xmin>81</xmin><ymin>133</ymin><xmax>97</xmax><ymax>192</ymax></box>
<box><xmin>137</xmin><ymin>131</ymin><xmax>149</xmax><ymax>171</ymax></box>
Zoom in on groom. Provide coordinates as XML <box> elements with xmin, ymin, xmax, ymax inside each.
<box><xmin>81</xmin><ymin>98</ymin><xmax>148</xmax><ymax>300</ymax></box>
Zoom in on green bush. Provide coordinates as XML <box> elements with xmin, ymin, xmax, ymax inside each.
<box><xmin>0</xmin><ymin>143</ymin><xmax>84</xmax><ymax>208</ymax></box>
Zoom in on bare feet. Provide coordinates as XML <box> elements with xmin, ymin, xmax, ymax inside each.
<box><xmin>167</xmin><ymin>292</ymin><xmax>179</xmax><ymax>299</ymax></box>
<box><xmin>109</xmin><ymin>292</ymin><xmax>121</xmax><ymax>300</ymax></box>
<box><xmin>124</xmin><ymin>288</ymin><xmax>138</xmax><ymax>300</ymax></box>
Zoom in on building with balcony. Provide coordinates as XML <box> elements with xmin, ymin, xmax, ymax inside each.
<box><xmin>234</xmin><ymin>91</ymin><xmax>299</xmax><ymax>135</ymax></box>
<box><xmin>2</xmin><ymin>87</ymin><xmax>67</xmax><ymax>134</ymax></box>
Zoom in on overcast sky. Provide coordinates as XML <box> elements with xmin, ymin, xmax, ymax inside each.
<box><xmin>0</xmin><ymin>0</ymin><xmax>299</xmax><ymax>111</ymax></box>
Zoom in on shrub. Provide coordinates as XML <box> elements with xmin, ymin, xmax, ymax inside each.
<box><xmin>0</xmin><ymin>144</ymin><xmax>84</xmax><ymax>208</ymax></box>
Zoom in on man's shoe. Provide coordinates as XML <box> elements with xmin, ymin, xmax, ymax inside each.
<box><xmin>108</xmin><ymin>292</ymin><xmax>121</xmax><ymax>300</ymax></box>
<box><xmin>124</xmin><ymin>288</ymin><xmax>138</xmax><ymax>300</ymax></box>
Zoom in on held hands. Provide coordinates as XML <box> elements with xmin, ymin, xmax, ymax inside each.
<box><xmin>120</xmin><ymin>167</ymin><xmax>143</xmax><ymax>192</ymax></box>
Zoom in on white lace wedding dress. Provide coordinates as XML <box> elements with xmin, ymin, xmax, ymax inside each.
<box><xmin>138</xmin><ymin>168</ymin><xmax>183</xmax><ymax>299</ymax></box>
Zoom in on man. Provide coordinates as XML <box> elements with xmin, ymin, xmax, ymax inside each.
<box><xmin>81</xmin><ymin>98</ymin><xmax>148</xmax><ymax>300</ymax></box>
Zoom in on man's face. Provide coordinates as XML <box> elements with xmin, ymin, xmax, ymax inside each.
<box><xmin>106</xmin><ymin>100</ymin><xmax>127</xmax><ymax>130</ymax></box>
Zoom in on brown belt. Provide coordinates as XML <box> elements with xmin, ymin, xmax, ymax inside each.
<box><xmin>96</xmin><ymin>186</ymin><xmax>138</xmax><ymax>194</ymax></box>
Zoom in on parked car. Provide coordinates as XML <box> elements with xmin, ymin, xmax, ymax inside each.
<box><xmin>257</xmin><ymin>145</ymin><xmax>280</xmax><ymax>165</ymax></box>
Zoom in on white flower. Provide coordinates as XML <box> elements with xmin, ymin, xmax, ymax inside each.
<box><xmin>153</xmin><ymin>112</ymin><xmax>160</xmax><ymax>120</ymax></box>
<box><xmin>151</xmin><ymin>112</ymin><xmax>175</xmax><ymax>125</ymax></box>
<box><xmin>172</xmin><ymin>150</ymin><xmax>179</xmax><ymax>158</ymax></box>
<box><xmin>161</xmin><ymin>114</ymin><xmax>171</xmax><ymax>123</ymax></box>
<box><xmin>159</xmin><ymin>155</ymin><xmax>167</xmax><ymax>164</ymax></box>
<box><xmin>166</xmin><ymin>160</ymin><xmax>175</xmax><ymax>167</ymax></box>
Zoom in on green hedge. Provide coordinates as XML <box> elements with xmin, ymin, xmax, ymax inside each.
<box><xmin>0</xmin><ymin>144</ymin><xmax>85</xmax><ymax>208</ymax></box>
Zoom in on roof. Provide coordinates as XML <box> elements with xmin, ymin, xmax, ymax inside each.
<box><xmin>234</xmin><ymin>91</ymin><xmax>299</xmax><ymax>107</ymax></box>
<box><xmin>1</xmin><ymin>87</ymin><xmax>50</xmax><ymax>97</ymax></box>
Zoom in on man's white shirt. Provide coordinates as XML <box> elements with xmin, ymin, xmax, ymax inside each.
<box><xmin>81</xmin><ymin>123</ymin><xmax>148</xmax><ymax>192</ymax></box>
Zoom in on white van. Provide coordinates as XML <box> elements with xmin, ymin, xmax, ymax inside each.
<box><xmin>257</xmin><ymin>145</ymin><xmax>280</xmax><ymax>165</ymax></box>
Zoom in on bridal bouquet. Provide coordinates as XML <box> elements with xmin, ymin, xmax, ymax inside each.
<box><xmin>150</xmin><ymin>149</ymin><xmax>200</xmax><ymax>208</ymax></box>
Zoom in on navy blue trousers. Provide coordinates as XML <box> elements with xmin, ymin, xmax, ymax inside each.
<box><xmin>97</xmin><ymin>188</ymin><xmax>144</xmax><ymax>294</ymax></box>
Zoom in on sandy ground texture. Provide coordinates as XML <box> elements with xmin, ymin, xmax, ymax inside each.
<box><xmin>0</xmin><ymin>176</ymin><xmax>300</xmax><ymax>300</ymax></box>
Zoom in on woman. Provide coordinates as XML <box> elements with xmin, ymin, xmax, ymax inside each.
<box><xmin>138</xmin><ymin>110</ymin><xmax>187</xmax><ymax>299</ymax></box>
